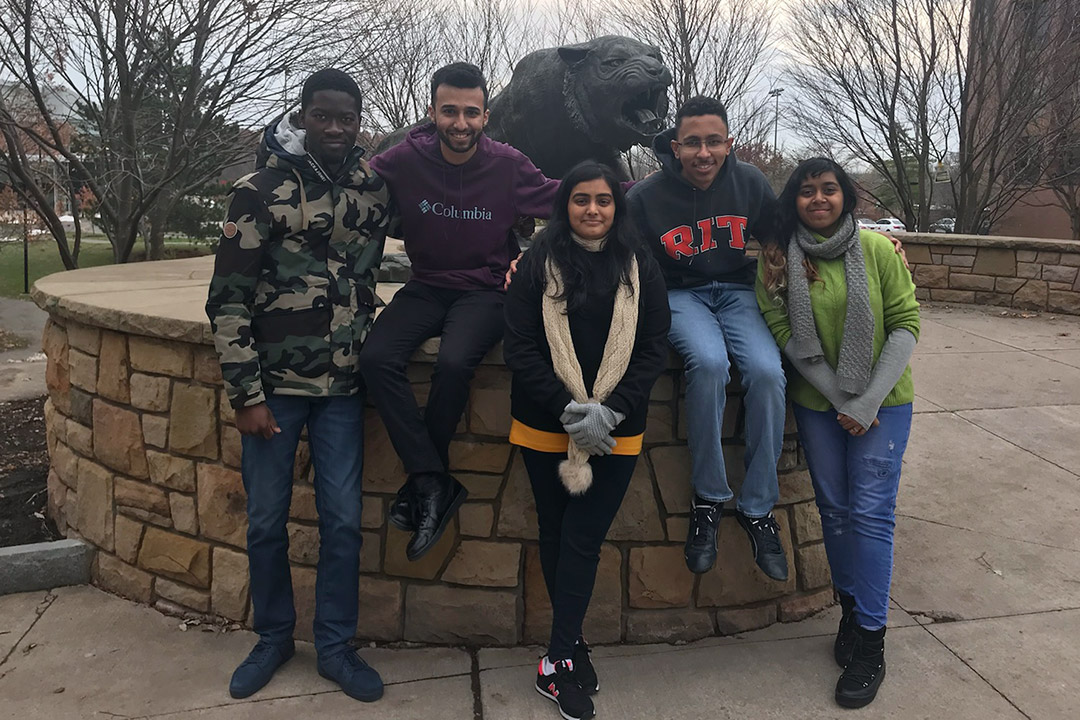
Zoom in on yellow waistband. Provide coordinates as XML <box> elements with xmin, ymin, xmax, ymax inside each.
<box><xmin>509</xmin><ymin>419</ymin><xmax>642</xmax><ymax>456</ymax></box>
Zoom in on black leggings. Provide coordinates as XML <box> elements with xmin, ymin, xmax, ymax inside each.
<box><xmin>522</xmin><ymin>448</ymin><xmax>637</xmax><ymax>660</ymax></box>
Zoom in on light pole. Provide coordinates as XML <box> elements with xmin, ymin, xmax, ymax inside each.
<box><xmin>768</xmin><ymin>88</ymin><xmax>784</xmax><ymax>151</ymax></box>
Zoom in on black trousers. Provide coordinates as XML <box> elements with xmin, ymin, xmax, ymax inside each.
<box><xmin>522</xmin><ymin>448</ymin><xmax>637</xmax><ymax>660</ymax></box>
<box><xmin>359</xmin><ymin>280</ymin><xmax>505</xmax><ymax>475</ymax></box>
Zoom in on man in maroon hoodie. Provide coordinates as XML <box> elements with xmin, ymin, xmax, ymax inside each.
<box><xmin>361</xmin><ymin>62</ymin><xmax>560</xmax><ymax>560</ymax></box>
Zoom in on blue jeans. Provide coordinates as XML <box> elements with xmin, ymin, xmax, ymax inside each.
<box><xmin>792</xmin><ymin>403</ymin><xmax>912</xmax><ymax>630</ymax></box>
<box><xmin>668</xmin><ymin>282</ymin><xmax>786</xmax><ymax>516</ymax></box>
<box><xmin>241</xmin><ymin>393</ymin><xmax>365</xmax><ymax>659</ymax></box>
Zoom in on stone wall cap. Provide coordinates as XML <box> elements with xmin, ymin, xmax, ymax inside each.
<box><xmin>899</xmin><ymin>232</ymin><xmax>1080</xmax><ymax>252</ymax></box>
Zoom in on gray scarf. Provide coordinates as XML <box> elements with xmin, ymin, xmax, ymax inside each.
<box><xmin>786</xmin><ymin>214</ymin><xmax>874</xmax><ymax>394</ymax></box>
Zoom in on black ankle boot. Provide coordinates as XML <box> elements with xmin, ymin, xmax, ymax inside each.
<box><xmin>835</xmin><ymin>625</ymin><xmax>886</xmax><ymax>708</ymax></box>
<box><xmin>834</xmin><ymin>593</ymin><xmax>856</xmax><ymax>668</ymax></box>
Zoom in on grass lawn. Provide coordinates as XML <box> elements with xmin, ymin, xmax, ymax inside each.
<box><xmin>0</xmin><ymin>239</ymin><xmax>210</xmax><ymax>299</ymax></box>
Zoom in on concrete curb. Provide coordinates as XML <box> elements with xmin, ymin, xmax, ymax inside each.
<box><xmin>0</xmin><ymin>538</ymin><xmax>94</xmax><ymax>595</ymax></box>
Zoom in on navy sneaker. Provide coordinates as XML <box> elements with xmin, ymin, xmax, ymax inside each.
<box><xmin>736</xmin><ymin>511</ymin><xmax>789</xmax><ymax>581</ymax></box>
<box><xmin>685</xmin><ymin>497</ymin><xmax>723</xmax><ymax>574</ymax></box>
<box><xmin>318</xmin><ymin>649</ymin><xmax>384</xmax><ymax>702</ymax></box>
<box><xmin>229</xmin><ymin>639</ymin><xmax>295</xmax><ymax>699</ymax></box>
<box><xmin>572</xmin><ymin>639</ymin><xmax>598</xmax><ymax>695</ymax></box>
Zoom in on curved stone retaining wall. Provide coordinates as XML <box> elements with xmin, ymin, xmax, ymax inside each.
<box><xmin>32</xmin><ymin>256</ymin><xmax>832</xmax><ymax>647</ymax></box>
<box><xmin>904</xmin><ymin>233</ymin><xmax>1080</xmax><ymax>314</ymax></box>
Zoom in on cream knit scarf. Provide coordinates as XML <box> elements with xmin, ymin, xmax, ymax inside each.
<box><xmin>541</xmin><ymin>234</ymin><xmax>639</xmax><ymax>494</ymax></box>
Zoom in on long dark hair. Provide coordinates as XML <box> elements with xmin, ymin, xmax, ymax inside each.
<box><xmin>527</xmin><ymin>161</ymin><xmax>643</xmax><ymax>313</ymax></box>
<box><xmin>762</xmin><ymin>157</ymin><xmax>858</xmax><ymax>298</ymax></box>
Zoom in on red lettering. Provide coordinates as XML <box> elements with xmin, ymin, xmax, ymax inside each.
<box><xmin>660</xmin><ymin>225</ymin><xmax>696</xmax><ymax>259</ymax></box>
<box><xmin>715</xmin><ymin>215</ymin><xmax>748</xmax><ymax>249</ymax></box>
<box><xmin>697</xmin><ymin>218</ymin><xmax>715</xmax><ymax>252</ymax></box>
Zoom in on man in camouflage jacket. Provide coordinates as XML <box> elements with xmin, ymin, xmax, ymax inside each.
<box><xmin>206</xmin><ymin>69</ymin><xmax>393</xmax><ymax>703</ymax></box>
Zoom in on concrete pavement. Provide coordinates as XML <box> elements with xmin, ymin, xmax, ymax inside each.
<box><xmin>0</xmin><ymin>296</ymin><xmax>47</xmax><ymax>403</ymax></box>
<box><xmin>1</xmin><ymin>302</ymin><xmax>1079</xmax><ymax>719</ymax></box>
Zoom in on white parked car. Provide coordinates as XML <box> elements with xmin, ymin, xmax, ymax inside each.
<box><xmin>872</xmin><ymin>217</ymin><xmax>907</xmax><ymax>232</ymax></box>
<box><xmin>856</xmin><ymin>218</ymin><xmax>878</xmax><ymax>229</ymax></box>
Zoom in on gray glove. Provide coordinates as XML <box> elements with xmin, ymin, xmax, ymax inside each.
<box><xmin>561</xmin><ymin>400</ymin><xmax>625</xmax><ymax>456</ymax></box>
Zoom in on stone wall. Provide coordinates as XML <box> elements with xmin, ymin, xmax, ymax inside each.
<box><xmin>34</xmin><ymin>259</ymin><xmax>832</xmax><ymax>646</ymax></box>
<box><xmin>904</xmin><ymin>233</ymin><xmax>1080</xmax><ymax>314</ymax></box>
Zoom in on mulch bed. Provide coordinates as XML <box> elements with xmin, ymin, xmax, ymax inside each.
<box><xmin>0</xmin><ymin>395</ymin><xmax>59</xmax><ymax>547</ymax></box>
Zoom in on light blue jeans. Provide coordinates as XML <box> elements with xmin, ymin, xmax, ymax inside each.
<box><xmin>792</xmin><ymin>403</ymin><xmax>912</xmax><ymax>630</ymax></box>
<box><xmin>668</xmin><ymin>282</ymin><xmax>786</xmax><ymax>517</ymax></box>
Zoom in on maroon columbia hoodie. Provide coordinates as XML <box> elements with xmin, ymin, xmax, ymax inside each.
<box><xmin>369</xmin><ymin>124</ymin><xmax>559</xmax><ymax>291</ymax></box>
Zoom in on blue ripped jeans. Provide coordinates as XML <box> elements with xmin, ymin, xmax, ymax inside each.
<box><xmin>792</xmin><ymin>403</ymin><xmax>912</xmax><ymax>630</ymax></box>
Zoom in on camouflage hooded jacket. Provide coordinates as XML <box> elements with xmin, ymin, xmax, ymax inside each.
<box><xmin>206</xmin><ymin>114</ymin><xmax>394</xmax><ymax>409</ymax></box>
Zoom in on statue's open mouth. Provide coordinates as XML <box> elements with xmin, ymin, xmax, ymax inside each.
<box><xmin>620</xmin><ymin>88</ymin><xmax>667</xmax><ymax>135</ymax></box>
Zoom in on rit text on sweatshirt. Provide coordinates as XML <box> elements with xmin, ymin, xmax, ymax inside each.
<box><xmin>369</xmin><ymin>124</ymin><xmax>560</xmax><ymax>291</ymax></box>
<box><xmin>627</xmin><ymin>128</ymin><xmax>777</xmax><ymax>289</ymax></box>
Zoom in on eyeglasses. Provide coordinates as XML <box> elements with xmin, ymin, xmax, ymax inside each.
<box><xmin>677</xmin><ymin>138</ymin><xmax>728</xmax><ymax>150</ymax></box>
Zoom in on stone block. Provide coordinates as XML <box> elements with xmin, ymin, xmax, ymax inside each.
<box><xmin>903</xmin><ymin>245</ymin><xmax>932</xmax><ymax>264</ymax></box>
<box><xmin>792</xmin><ymin>501</ymin><xmax>823</xmax><ymax>544</ymax></box>
<box><xmin>607</xmin><ymin>461</ymin><xmax>665</xmax><ymax>541</ymax></box>
<box><xmin>650</xmin><ymin>373</ymin><xmax>675</xmax><ymax>401</ymax></box>
<box><xmin>796</xmin><ymin>541</ymin><xmax>832</xmax><ymax>590</ymax></box>
<box><xmin>1042</xmin><ymin>265</ymin><xmax>1079</xmax><ymax>285</ymax></box>
<box><xmin>66</xmin><ymin>419</ymin><xmax>93</xmax><ymax>456</ymax></box>
<box><xmin>650</xmin><ymin>446</ymin><xmax>693</xmax><ymax>513</ymax></box>
<box><xmin>778</xmin><ymin>587</ymin><xmax>834</xmax><ymax>622</ymax></box>
<box><xmin>97</xmin><ymin>331</ymin><xmax>130</xmax><ymax>403</ymax></box>
<box><xmin>52</xmin><ymin>442</ymin><xmax>79</xmax><ymax>489</ymax></box>
<box><xmin>68</xmin><ymin>388</ymin><xmax>92</xmax><ymax>426</ymax></box>
<box><xmin>66</xmin><ymin>322</ymin><xmax>101</xmax><ymax>354</ymax></box>
<box><xmin>913</xmin><ymin>264</ymin><xmax>949</xmax><ymax>288</ymax></box>
<box><xmin>459</xmin><ymin>503</ymin><xmax>494</xmax><ymax>537</ymax></box>
<box><xmin>192</xmin><ymin>345</ymin><xmax>223</xmax><ymax>384</ymax></box>
<box><xmin>715</xmin><ymin>604</ymin><xmax>778</xmax><ymax>635</ymax></box>
<box><xmin>697</xmin><ymin>510</ymin><xmax>795</xmax><ymax>606</ymax></box>
<box><xmin>361</xmin><ymin>496</ymin><xmax>384</xmax><ymax>529</ymax></box>
<box><xmin>1013</xmin><ymin>280</ymin><xmax>1049</xmax><ymax>310</ymax></box>
<box><xmin>404</xmin><ymin>584</ymin><xmax>518</xmax><ymax>645</ymax></box>
<box><xmin>1017</xmin><ymin>250</ymin><xmax>1038</xmax><ymax>262</ymax></box>
<box><xmin>130</xmin><ymin>373</ymin><xmax>171</xmax><ymax>412</ymax></box>
<box><xmin>169</xmin><ymin>493</ymin><xmax>198</xmax><ymax>535</ymax></box>
<box><xmin>950</xmin><ymin>246</ymin><xmax>977</xmax><ymax>255</ymax></box>
<box><xmin>778</xmin><ymin>469</ymin><xmax>815</xmax><ymax>504</ymax></box>
<box><xmin>995</xmin><ymin>277</ymin><xmax>1027</xmax><ymax>293</ymax></box>
<box><xmin>524</xmin><ymin>542</ymin><xmax>622</xmax><ymax>645</ymax></box>
<box><xmin>0</xmin><ymin>538</ymin><xmax>94</xmax><ymax>594</ymax></box>
<box><xmin>356</xmin><ymin>578</ymin><xmax>403</xmax><ymax>642</ymax></box>
<box><xmin>113</xmin><ymin>514</ymin><xmax>145</xmax><ymax>564</ymax></box>
<box><xmin>287</xmin><ymin>522</ymin><xmax>320</xmax><ymax>565</ymax></box>
<box><xmin>115</xmin><ymin>476</ymin><xmax>171</xmax><ymax>516</ymax></box>
<box><xmin>941</xmin><ymin>254</ymin><xmax>975</xmax><ymax>267</ymax></box>
<box><xmin>628</xmin><ymin>546</ymin><xmax>694</xmax><ymax>608</ymax></box>
<box><xmin>1048</xmin><ymin>290</ymin><xmax>1080</xmax><ymax>315</ymax></box>
<box><xmin>1059</xmin><ymin>253</ymin><xmax>1080</xmax><ymax>267</ymax></box>
<box><xmin>196</xmin><ymin>463</ymin><xmax>248</xmax><ymax>548</ymax></box>
<box><xmin>449</xmin><ymin>441</ymin><xmax>512</xmax><ymax>473</ymax></box>
<box><xmin>146</xmin><ymin>451</ymin><xmax>196</xmax><ymax>492</ymax></box>
<box><xmin>137</xmin><ymin>526</ymin><xmax>211</xmax><ymax>587</ymax></box>
<box><xmin>496</xmin><ymin>454</ymin><xmax>538</xmax><ymax>540</ymax></box>
<box><xmin>220</xmin><ymin>425</ymin><xmax>242</xmax><ymax>468</ymax></box>
<box><xmin>219</xmin><ymin>392</ymin><xmax>235</xmax><ymax>425</ymax></box>
<box><xmin>169</xmin><ymin>385</ymin><xmax>219</xmax><ymax>459</ymax></box>
<box><xmin>143</xmin><ymin>415</ymin><xmax>169</xmax><ymax>448</ymax></box>
<box><xmin>976</xmin><ymin>292</ymin><xmax>1014</xmax><ymax>307</ymax></box>
<box><xmin>43</xmin><ymin>320</ymin><xmax>70</xmax><ymax>413</ymax></box>
<box><xmin>360</xmin><ymin>531</ymin><xmax>381</xmax><ymax>573</ymax></box>
<box><xmin>94</xmin><ymin>553</ymin><xmax>153</xmax><ymax>602</ymax></box>
<box><xmin>625</xmin><ymin>609</ymin><xmax>714</xmax><ymax>643</ymax></box>
<box><xmin>384</xmin><ymin>521</ymin><xmax>457</xmax><ymax>580</ymax></box>
<box><xmin>1036</xmin><ymin>251</ymin><xmax>1061</xmax><ymax>264</ymax></box>
<box><xmin>68</xmin><ymin>349</ymin><xmax>98</xmax><ymax>392</ymax></box>
<box><xmin>949</xmin><ymin>273</ymin><xmax>995</xmax><ymax>291</ymax></box>
<box><xmin>155</xmin><ymin>577</ymin><xmax>210</xmax><ymax>612</ymax></box>
<box><xmin>93</xmin><ymin>400</ymin><xmax>148</xmax><ymax>478</ymax></box>
<box><xmin>644</xmin><ymin>404</ymin><xmax>674</xmax><ymax>443</ymax></box>
<box><xmin>1017</xmin><ymin>262</ymin><xmax>1042</xmax><ymax>278</ymax></box>
<box><xmin>129</xmin><ymin>336</ymin><xmax>193</xmax><ymax>377</ymax></box>
<box><xmin>46</xmin><ymin>470</ymin><xmax>70</xmax><ymax>531</ymax></box>
<box><xmin>211</xmin><ymin>546</ymin><xmax>250</xmax><ymax>621</ymax></box>
<box><xmin>292</xmin><ymin>440</ymin><xmax>311</xmax><ymax>482</ymax></box>
<box><xmin>289</xmin><ymin>564</ymin><xmax>318</xmax><ymax>642</ymax></box>
<box><xmin>75</xmin><ymin>460</ymin><xmax>114</xmax><ymax>551</ymax></box>
<box><xmin>289</xmin><ymin>484</ymin><xmax>318</xmax><ymax>521</ymax></box>
<box><xmin>666</xmin><ymin>515</ymin><xmax>689</xmax><ymax>542</ymax></box>
<box><xmin>469</xmin><ymin>385</ymin><xmax>512</xmax><ymax>437</ymax></box>
<box><xmin>457</xmin><ymin>473</ymin><xmax>504</xmax><ymax>500</ymax></box>
<box><xmin>930</xmin><ymin>288</ymin><xmax>976</xmax><ymax>304</ymax></box>
<box><xmin>361</xmin><ymin>410</ymin><xmax>405</xmax><ymax>493</ymax></box>
<box><xmin>971</xmin><ymin>248</ymin><xmax>1015</xmax><ymax>276</ymax></box>
<box><xmin>442</xmin><ymin>540</ymin><xmax>521</xmax><ymax>587</ymax></box>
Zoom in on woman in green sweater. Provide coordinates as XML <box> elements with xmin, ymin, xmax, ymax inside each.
<box><xmin>755</xmin><ymin>157</ymin><xmax>920</xmax><ymax>709</ymax></box>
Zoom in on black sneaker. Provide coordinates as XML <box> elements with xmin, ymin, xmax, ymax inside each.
<box><xmin>535</xmin><ymin>659</ymin><xmax>595</xmax><ymax>720</ymax></box>
<box><xmin>685</xmin><ymin>497</ymin><xmax>723</xmax><ymax>574</ymax></box>
<box><xmin>387</xmin><ymin>478</ymin><xmax>416</xmax><ymax>532</ymax></box>
<box><xmin>572</xmin><ymin>638</ymin><xmax>598</xmax><ymax>694</ymax></box>
<box><xmin>835</xmin><ymin>592</ymin><xmax>857</xmax><ymax>668</ymax></box>
<box><xmin>406</xmin><ymin>472</ymin><xmax>468</xmax><ymax>561</ymax></box>
<box><xmin>835</xmin><ymin>626</ymin><xmax>886</xmax><ymax>708</ymax></box>
<box><xmin>735</xmin><ymin>511</ymin><xmax>789</xmax><ymax>581</ymax></box>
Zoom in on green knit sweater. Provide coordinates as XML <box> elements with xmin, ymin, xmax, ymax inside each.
<box><xmin>755</xmin><ymin>229</ymin><xmax>921</xmax><ymax>412</ymax></box>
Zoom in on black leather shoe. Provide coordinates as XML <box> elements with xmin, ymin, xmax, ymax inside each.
<box><xmin>835</xmin><ymin>592</ymin><xmax>857</xmax><ymax>667</ymax></box>
<box><xmin>736</xmin><ymin>511</ymin><xmax>789</xmax><ymax>581</ymax></box>
<box><xmin>685</xmin><ymin>497</ymin><xmax>723</xmax><ymax>574</ymax></box>
<box><xmin>387</xmin><ymin>479</ymin><xmax>416</xmax><ymax>532</ymax></box>
<box><xmin>406</xmin><ymin>473</ymin><xmax>468</xmax><ymax>561</ymax></box>
<box><xmin>835</xmin><ymin>625</ymin><xmax>886</xmax><ymax>708</ymax></box>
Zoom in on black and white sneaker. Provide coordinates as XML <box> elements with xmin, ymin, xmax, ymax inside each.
<box><xmin>535</xmin><ymin>659</ymin><xmax>595</xmax><ymax>720</ymax></box>
<box><xmin>736</xmin><ymin>511</ymin><xmax>789</xmax><ymax>581</ymax></box>
<box><xmin>572</xmin><ymin>639</ymin><xmax>598</xmax><ymax>694</ymax></box>
<box><xmin>685</xmin><ymin>497</ymin><xmax>723</xmax><ymax>574</ymax></box>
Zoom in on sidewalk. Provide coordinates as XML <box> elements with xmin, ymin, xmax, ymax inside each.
<box><xmin>0</xmin><ymin>296</ymin><xmax>47</xmax><ymax>403</ymax></box>
<box><xmin>2</xmin><ymin>303</ymin><xmax>1079</xmax><ymax>719</ymax></box>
